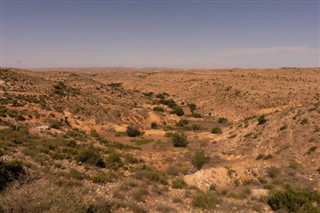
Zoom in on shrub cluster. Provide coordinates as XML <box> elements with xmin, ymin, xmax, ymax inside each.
<box><xmin>268</xmin><ymin>187</ymin><xmax>320</xmax><ymax>213</ymax></box>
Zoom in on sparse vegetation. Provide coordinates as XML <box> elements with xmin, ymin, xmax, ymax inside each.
<box><xmin>268</xmin><ymin>187</ymin><xmax>320</xmax><ymax>213</ymax></box>
<box><xmin>192</xmin><ymin>190</ymin><xmax>217</xmax><ymax>210</ymax></box>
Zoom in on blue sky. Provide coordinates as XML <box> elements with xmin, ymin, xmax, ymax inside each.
<box><xmin>1</xmin><ymin>0</ymin><xmax>319</xmax><ymax>68</ymax></box>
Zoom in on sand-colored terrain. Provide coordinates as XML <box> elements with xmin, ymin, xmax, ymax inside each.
<box><xmin>0</xmin><ymin>67</ymin><xmax>319</xmax><ymax>212</ymax></box>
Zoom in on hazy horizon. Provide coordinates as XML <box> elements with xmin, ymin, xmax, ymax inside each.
<box><xmin>1</xmin><ymin>0</ymin><xmax>319</xmax><ymax>69</ymax></box>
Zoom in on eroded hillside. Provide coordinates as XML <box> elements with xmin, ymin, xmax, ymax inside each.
<box><xmin>0</xmin><ymin>67</ymin><xmax>319</xmax><ymax>213</ymax></box>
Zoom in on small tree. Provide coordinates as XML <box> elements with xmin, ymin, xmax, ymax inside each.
<box><xmin>171</xmin><ymin>133</ymin><xmax>188</xmax><ymax>147</ymax></box>
<box><xmin>191</xmin><ymin>149</ymin><xmax>210</xmax><ymax>170</ymax></box>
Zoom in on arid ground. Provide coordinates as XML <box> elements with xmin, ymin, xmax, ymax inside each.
<box><xmin>0</xmin><ymin>67</ymin><xmax>319</xmax><ymax>212</ymax></box>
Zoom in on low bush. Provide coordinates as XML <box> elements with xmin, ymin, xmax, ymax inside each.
<box><xmin>171</xmin><ymin>107</ymin><xmax>184</xmax><ymax>116</ymax></box>
<box><xmin>192</xmin><ymin>190</ymin><xmax>217</xmax><ymax>210</ymax></box>
<box><xmin>267</xmin><ymin>187</ymin><xmax>320</xmax><ymax>213</ymax></box>
<box><xmin>75</xmin><ymin>147</ymin><xmax>105</xmax><ymax>168</ymax></box>
<box><xmin>211</xmin><ymin>126</ymin><xmax>222</xmax><ymax>134</ymax></box>
<box><xmin>126</xmin><ymin>126</ymin><xmax>141</xmax><ymax>137</ymax></box>
<box><xmin>171</xmin><ymin>133</ymin><xmax>188</xmax><ymax>147</ymax></box>
<box><xmin>176</xmin><ymin>119</ymin><xmax>189</xmax><ymax>127</ymax></box>
<box><xmin>217</xmin><ymin>117</ymin><xmax>228</xmax><ymax>124</ymax></box>
<box><xmin>0</xmin><ymin>160</ymin><xmax>25</xmax><ymax>191</ymax></box>
<box><xmin>258</xmin><ymin>115</ymin><xmax>267</xmax><ymax>125</ymax></box>
<box><xmin>153</xmin><ymin>106</ymin><xmax>164</xmax><ymax>112</ymax></box>
<box><xmin>191</xmin><ymin>149</ymin><xmax>210</xmax><ymax>170</ymax></box>
<box><xmin>172</xmin><ymin>177</ymin><xmax>188</xmax><ymax>189</ymax></box>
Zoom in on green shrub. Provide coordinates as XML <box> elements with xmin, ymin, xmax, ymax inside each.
<box><xmin>0</xmin><ymin>160</ymin><xmax>25</xmax><ymax>191</ymax></box>
<box><xmin>258</xmin><ymin>115</ymin><xmax>267</xmax><ymax>125</ymax></box>
<box><xmin>171</xmin><ymin>107</ymin><xmax>184</xmax><ymax>116</ymax></box>
<box><xmin>217</xmin><ymin>117</ymin><xmax>228</xmax><ymax>124</ymax></box>
<box><xmin>153</xmin><ymin>106</ymin><xmax>164</xmax><ymax>112</ymax></box>
<box><xmin>76</xmin><ymin>147</ymin><xmax>105</xmax><ymax>168</ymax></box>
<box><xmin>211</xmin><ymin>126</ymin><xmax>222</xmax><ymax>134</ymax></box>
<box><xmin>192</xmin><ymin>190</ymin><xmax>216</xmax><ymax>210</ymax></box>
<box><xmin>171</xmin><ymin>133</ymin><xmax>188</xmax><ymax>147</ymax></box>
<box><xmin>268</xmin><ymin>187</ymin><xmax>320</xmax><ymax>213</ymax></box>
<box><xmin>176</xmin><ymin>119</ymin><xmax>189</xmax><ymax>127</ymax></box>
<box><xmin>126</xmin><ymin>126</ymin><xmax>141</xmax><ymax>137</ymax></box>
<box><xmin>191</xmin><ymin>113</ymin><xmax>202</xmax><ymax>118</ymax></box>
<box><xmin>191</xmin><ymin>149</ymin><xmax>210</xmax><ymax>170</ymax></box>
